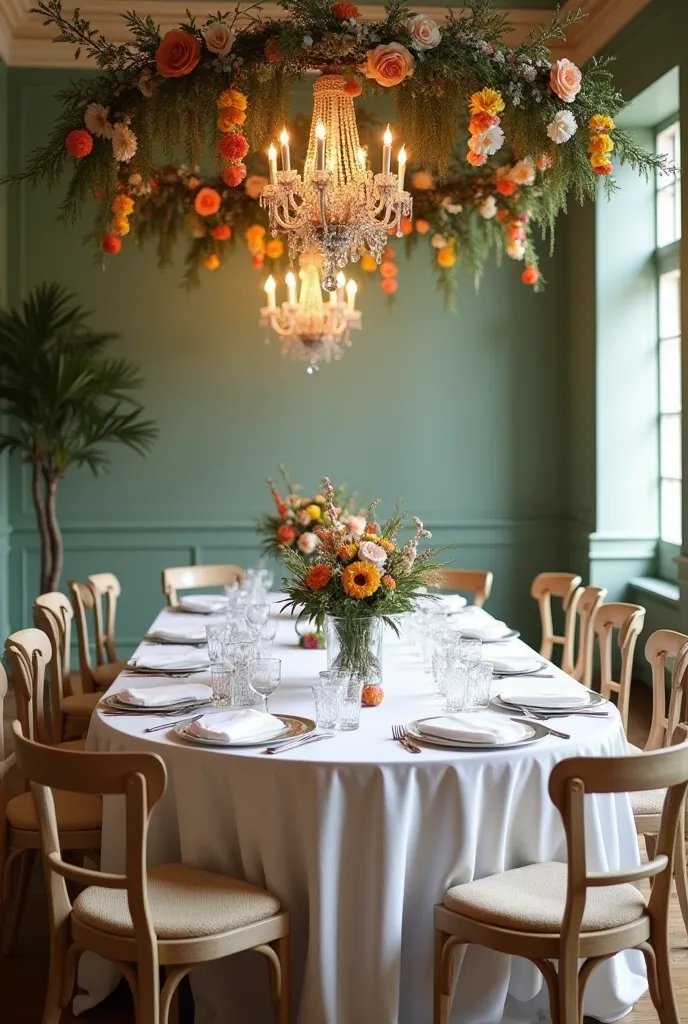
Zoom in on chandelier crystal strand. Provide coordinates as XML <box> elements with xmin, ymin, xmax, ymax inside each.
<box><xmin>260</xmin><ymin>74</ymin><xmax>412</xmax><ymax>288</ymax></box>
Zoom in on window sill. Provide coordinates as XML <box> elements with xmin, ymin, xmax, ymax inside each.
<box><xmin>629</xmin><ymin>576</ymin><xmax>680</xmax><ymax>606</ymax></box>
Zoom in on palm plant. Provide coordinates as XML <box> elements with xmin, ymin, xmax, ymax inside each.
<box><xmin>0</xmin><ymin>283</ymin><xmax>157</xmax><ymax>593</ymax></box>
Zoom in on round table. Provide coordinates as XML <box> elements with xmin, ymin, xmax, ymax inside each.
<box><xmin>79</xmin><ymin>604</ymin><xmax>647</xmax><ymax>1024</ymax></box>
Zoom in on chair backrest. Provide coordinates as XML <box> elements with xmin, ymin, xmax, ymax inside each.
<box><xmin>434</xmin><ymin>570</ymin><xmax>493</xmax><ymax>608</ymax></box>
<box><xmin>548</xmin><ymin>738</ymin><xmax>688</xmax><ymax>960</ymax></box>
<box><xmin>530</xmin><ymin>572</ymin><xmax>583</xmax><ymax>673</ymax></box>
<box><xmin>68</xmin><ymin>580</ymin><xmax>97</xmax><ymax>692</ymax></box>
<box><xmin>644</xmin><ymin>629</ymin><xmax>688</xmax><ymax>751</ymax></box>
<box><xmin>162</xmin><ymin>564</ymin><xmax>245</xmax><ymax>607</ymax></box>
<box><xmin>0</xmin><ymin>659</ymin><xmax>9</xmax><ymax>766</ymax></box>
<box><xmin>590</xmin><ymin>602</ymin><xmax>645</xmax><ymax>732</ymax></box>
<box><xmin>12</xmin><ymin>722</ymin><xmax>167</xmax><ymax>980</ymax></box>
<box><xmin>87</xmin><ymin>573</ymin><xmax>121</xmax><ymax>665</ymax></box>
<box><xmin>571</xmin><ymin>586</ymin><xmax>607</xmax><ymax>684</ymax></box>
<box><xmin>33</xmin><ymin>592</ymin><xmax>75</xmax><ymax>745</ymax></box>
<box><xmin>4</xmin><ymin>628</ymin><xmax>53</xmax><ymax>745</ymax></box>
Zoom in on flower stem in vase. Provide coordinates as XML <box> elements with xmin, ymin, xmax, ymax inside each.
<box><xmin>326</xmin><ymin>615</ymin><xmax>383</xmax><ymax>689</ymax></box>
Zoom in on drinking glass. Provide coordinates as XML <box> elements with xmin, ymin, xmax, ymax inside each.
<box><xmin>206</xmin><ymin>624</ymin><xmax>228</xmax><ymax>665</ymax></box>
<box><xmin>259</xmin><ymin>567</ymin><xmax>274</xmax><ymax>593</ymax></box>
<box><xmin>248</xmin><ymin>658</ymin><xmax>282</xmax><ymax>713</ymax></box>
<box><xmin>224</xmin><ymin>639</ymin><xmax>256</xmax><ymax>707</ymax></box>
<box><xmin>460</xmin><ymin>637</ymin><xmax>483</xmax><ymax>668</ymax></box>
<box><xmin>466</xmin><ymin>661</ymin><xmax>493</xmax><ymax>710</ymax></box>
<box><xmin>312</xmin><ymin>670</ymin><xmax>346</xmax><ymax>729</ymax></box>
<box><xmin>431</xmin><ymin>632</ymin><xmax>462</xmax><ymax>697</ymax></box>
<box><xmin>247</xmin><ymin>603</ymin><xmax>271</xmax><ymax>634</ymax></box>
<box><xmin>258</xmin><ymin>619</ymin><xmax>278</xmax><ymax>657</ymax></box>
<box><xmin>340</xmin><ymin>676</ymin><xmax>364</xmax><ymax>731</ymax></box>
<box><xmin>210</xmin><ymin>664</ymin><xmax>233</xmax><ymax>708</ymax></box>
<box><xmin>443</xmin><ymin>663</ymin><xmax>469</xmax><ymax>714</ymax></box>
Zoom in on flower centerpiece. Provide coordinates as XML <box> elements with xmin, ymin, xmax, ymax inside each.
<box><xmin>281</xmin><ymin>477</ymin><xmax>444</xmax><ymax>703</ymax></box>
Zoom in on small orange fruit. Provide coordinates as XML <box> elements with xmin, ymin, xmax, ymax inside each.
<box><xmin>362</xmin><ymin>684</ymin><xmax>384</xmax><ymax>707</ymax></box>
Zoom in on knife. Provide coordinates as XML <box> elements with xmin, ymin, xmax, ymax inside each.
<box><xmin>264</xmin><ymin>732</ymin><xmax>334</xmax><ymax>755</ymax></box>
<box><xmin>510</xmin><ymin>717</ymin><xmax>570</xmax><ymax>740</ymax></box>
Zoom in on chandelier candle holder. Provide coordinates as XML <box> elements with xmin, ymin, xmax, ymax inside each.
<box><xmin>261</xmin><ymin>257</ymin><xmax>361</xmax><ymax>373</ymax></box>
<box><xmin>260</xmin><ymin>74</ymin><xmax>412</xmax><ymax>289</ymax></box>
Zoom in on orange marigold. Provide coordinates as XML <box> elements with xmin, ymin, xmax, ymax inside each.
<box><xmin>378</xmin><ymin>538</ymin><xmax>396</xmax><ymax>553</ymax></box>
<box><xmin>306</xmin><ymin>564</ymin><xmax>332</xmax><ymax>591</ymax></box>
<box><xmin>337</xmin><ymin>543</ymin><xmax>358</xmax><ymax>562</ymax></box>
<box><xmin>218</xmin><ymin>107</ymin><xmax>246</xmax><ymax>132</ymax></box>
<box><xmin>381</xmin><ymin>575</ymin><xmax>396</xmax><ymax>589</ymax></box>
<box><xmin>342</xmin><ymin>561</ymin><xmax>381</xmax><ymax>599</ymax></box>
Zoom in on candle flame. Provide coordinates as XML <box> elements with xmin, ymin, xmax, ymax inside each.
<box><xmin>383</xmin><ymin>125</ymin><xmax>393</xmax><ymax>146</ymax></box>
<box><xmin>285</xmin><ymin>271</ymin><xmax>296</xmax><ymax>288</ymax></box>
<box><xmin>398</xmin><ymin>145</ymin><xmax>407</xmax><ymax>163</ymax></box>
<box><xmin>316</xmin><ymin>121</ymin><xmax>326</xmax><ymax>140</ymax></box>
<box><xmin>264</xmin><ymin>275</ymin><xmax>276</xmax><ymax>292</ymax></box>
<box><xmin>268</xmin><ymin>143</ymin><xmax>277</xmax><ymax>159</ymax></box>
<box><xmin>279</xmin><ymin>128</ymin><xmax>290</xmax><ymax>145</ymax></box>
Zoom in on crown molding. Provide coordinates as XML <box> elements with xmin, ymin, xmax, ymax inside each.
<box><xmin>1</xmin><ymin>0</ymin><xmax>649</xmax><ymax>67</ymax></box>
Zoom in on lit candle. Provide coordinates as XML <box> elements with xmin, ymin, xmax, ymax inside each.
<box><xmin>346</xmin><ymin>279</ymin><xmax>357</xmax><ymax>312</ymax></box>
<box><xmin>397</xmin><ymin>145</ymin><xmax>407</xmax><ymax>191</ymax></box>
<box><xmin>279</xmin><ymin>128</ymin><xmax>291</xmax><ymax>172</ymax></box>
<box><xmin>264</xmin><ymin>275</ymin><xmax>276</xmax><ymax>310</ymax></box>
<box><xmin>268</xmin><ymin>143</ymin><xmax>278</xmax><ymax>185</ymax></box>
<box><xmin>316</xmin><ymin>122</ymin><xmax>326</xmax><ymax>171</ymax></box>
<box><xmin>382</xmin><ymin>125</ymin><xmax>392</xmax><ymax>175</ymax></box>
<box><xmin>357</xmin><ymin>147</ymin><xmax>367</xmax><ymax>173</ymax></box>
<box><xmin>336</xmin><ymin>271</ymin><xmax>346</xmax><ymax>301</ymax></box>
<box><xmin>285</xmin><ymin>271</ymin><xmax>297</xmax><ymax>306</ymax></box>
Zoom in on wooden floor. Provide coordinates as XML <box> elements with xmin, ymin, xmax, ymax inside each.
<box><xmin>1</xmin><ymin>685</ymin><xmax>686</xmax><ymax>1023</ymax></box>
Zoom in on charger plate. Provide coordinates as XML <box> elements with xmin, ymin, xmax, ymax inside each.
<box><xmin>103</xmin><ymin>693</ymin><xmax>213</xmax><ymax>714</ymax></box>
<box><xmin>405</xmin><ymin>716</ymin><xmax>548</xmax><ymax>750</ymax></box>
<box><xmin>492</xmin><ymin>691</ymin><xmax>607</xmax><ymax>714</ymax></box>
<box><xmin>175</xmin><ymin>714</ymin><xmax>316</xmax><ymax>748</ymax></box>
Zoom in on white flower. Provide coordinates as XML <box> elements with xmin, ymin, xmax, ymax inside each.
<box><xmin>431</xmin><ymin>232</ymin><xmax>448</xmax><ymax>249</ymax></box>
<box><xmin>468</xmin><ymin>125</ymin><xmax>505</xmax><ymax>157</ymax></box>
<box><xmin>84</xmin><ymin>103</ymin><xmax>113</xmax><ymax>139</ymax></box>
<box><xmin>358</xmin><ymin>540</ymin><xmax>387</xmax><ymax>569</ymax></box>
<box><xmin>509</xmin><ymin>158</ymin><xmax>536</xmax><ymax>186</ymax></box>
<box><xmin>128</xmin><ymin>172</ymin><xmax>142</xmax><ymax>186</ymax></box>
<box><xmin>441</xmin><ymin>197</ymin><xmax>463</xmax><ymax>214</ymax></box>
<box><xmin>406</xmin><ymin>14</ymin><xmax>441</xmax><ymax>51</ymax></box>
<box><xmin>111</xmin><ymin>123</ymin><xmax>137</xmax><ymax>162</ymax></box>
<box><xmin>506</xmin><ymin>240</ymin><xmax>525</xmax><ymax>260</ymax></box>
<box><xmin>478</xmin><ymin>195</ymin><xmax>497</xmax><ymax>219</ymax></box>
<box><xmin>546</xmin><ymin>109</ymin><xmax>577</xmax><ymax>144</ymax></box>
<box><xmin>303</xmin><ymin>34</ymin><xmax>313</xmax><ymax>47</ymax></box>
<box><xmin>297</xmin><ymin>532</ymin><xmax>318</xmax><ymax>555</ymax></box>
<box><xmin>296</xmin><ymin>509</ymin><xmax>311</xmax><ymax>526</ymax></box>
<box><xmin>203</xmin><ymin>21</ymin><xmax>234</xmax><ymax>55</ymax></box>
<box><xmin>343</xmin><ymin>514</ymin><xmax>366</xmax><ymax>537</ymax></box>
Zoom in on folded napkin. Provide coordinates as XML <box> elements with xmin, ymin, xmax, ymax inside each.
<box><xmin>147</xmin><ymin>626</ymin><xmax>207</xmax><ymax>643</ymax></box>
<box><xmin>129</xmin><ymin>645</ymin><xmax>210</xmax><ymax>671</ymax></box>
<box><xmin>491</xmin><ymin>656</ymin><xmax>544</xmax><ymax>675</ymax></box>
<box><xmin>419</xmin><ymin>712</ymin><xmax>529</xmax><ymax>745</ymax></box>
<box><xmin>458</xmin><ymin>620</ymin><xmax>510</xmax><ymax>641</ymax></box>
<box><xmin>117</xmin><ymin>681</ymin><xmax>212</xmax><ymax>707</ymax></box>
<box><xmin>187</xmin><ymin>708</ymin><xmax>286</xmax><ymax>743</ymax></box>
<box><xmin>499</xmin><ymin>685</ymin><xmax>590</xmax><ymax>709</ymax></box>
<box><xmin>179</xmin><ymin>594</ymin><xmax>229</xmax><ymax>614</ymax></box>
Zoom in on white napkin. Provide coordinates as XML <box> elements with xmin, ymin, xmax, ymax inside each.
<box><xmin>491</xmin><ymin>656</ymin><xmax>544</xmax><ymax>675</ymax></box>
<box><xmin>187</xmin><ymin>708</ymin><xmax>286</xmax><ymax>742</ymax></box>
<box><xmin>117</xmin><ymin>682</ymin><xmax>212</xmax><ymax>707</ymax></box>
<box><xmin>179</xmin><ymin>594</ymin><xmax>229</xmax><ymax>614</ymax></box>
<box><xmin>458</xmin><ymin>620</ymin><xmax>510</xmax><ymax>641</ymax></box>
<box><xmin>147</xmin><ymin>626</ymin><xmax>207</xmax><ymax>643</ymax></box>
<box><xmin>419</xmin><ymin>712</ymin><xmax>529</xmax><ymax>745</ymax></box>
<box><xmin>441</xmin><ymin>594</ymin><xmax>468</xmax><ymax>613</ymax></box>
<box><xmin>129</xmin><ymin>645</ymin><xmax>210</xmax><ymax>671</ymax></box>
<box><xmin>499</xmin><ymin>685</ymin><xmax>591</xmax><ymax>709</ymax></box>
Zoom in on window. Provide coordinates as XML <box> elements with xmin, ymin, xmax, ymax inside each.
<box><xmin>656</xmin><ymin>119</ymin><xmax>682</xmax><ymax>566</ymax></box>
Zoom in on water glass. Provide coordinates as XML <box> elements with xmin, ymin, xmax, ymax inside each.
<box><xmin>206</xmin><ymin>623</ymin><xmax>228</xmax><ymax>665</ymax></box>
<box><xmin>210</xmin><ymin>664</ymin><xmax>233</xmax><ymax>707</ymax></box>
<box><xmin>258</xmin><ymin>566</ymin><xmax>274</xmax><ymax>593</ymax></box>
<box><xmin>443</xmin><ymin>663</ymin><xmax>469</xmax><ymax>714</ymax></box>
<box><xmin>258</xmin><ymin>619</ymin><xmax>278</xmax><ymax>657</ymax></box>
<box><xmin>247</xmin><ymin>603</ymin><xmax>271</xmax><ymax>633</ymax></box>
<box><xmin>431</xmin><ymin>632</ymin><xmax>462</xmax><ymax>697</ymax></box>
<box><xmin>224</xmin><ymin>639</ymin><xmax>256</xmax><ymax>707</ymax></box>
<box><xmin>248</xmin><ymin>658</ymin><xmax>282</xmax><ymax>713</ymax></box>
<box><xmin>460</xmin><ymin>637</ymin><xmax>483</xmax><ymax>668</ymax></box>
<box><xmin>312</xmin><ymin>670</ymin><xmax>346</xmax><ymax>729</ymax></box>
<box><xmin>466</xmin><ymin>661</ymin><xmax>493</xmax><ymax>710</ymax></box>
<box><xmin>340</xmin><ymin>676</ymin><xmax>364</xmax><ymax>731</ymax></box>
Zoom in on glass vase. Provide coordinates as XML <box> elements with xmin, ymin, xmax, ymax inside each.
<box><xmin>325</xmin><ymin>615</ymin><xmax>383</xmax><ymax>689</ymax></box>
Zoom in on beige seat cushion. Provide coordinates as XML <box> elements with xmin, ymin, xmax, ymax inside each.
<box><xmin>631</xmin><ymin>788</ymin><xmax>666</xmax><ymax>816</ymax></box>
<box><xmin>61</xmin><ymin>692</ymin><xmax>101</xmax><ymax>717</ymax></box>
<box><xmin>91</xmin><ymin>661</ymin><xmax>128</xmax><ymax>690</ymax></box>
<box><xmin>444</xmin><ymin>861</ymin><xmax>646</xmax><ymax>934</ymax></box>
<box><xmin>73</xmin><ymin>863</ymin><xmax>281</xmax><ymax>939</ymax></box>
<box><xmin>7</xmin><ymin>790</ymin><xmax>101</xmax><ymax>832</ymax></box>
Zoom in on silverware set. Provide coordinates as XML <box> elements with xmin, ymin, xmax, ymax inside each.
<box><xmin>101</xmin><ymin>701</ymin><xmax>212</xmax><ymax>718</ymax></box>
<box><xmin>391</xmin><ymin>724</ymin><xmax>421</xmax><ymax>753</ymax></box>
<box><xmin>263</xmin><ymin>733</ymin><xmax>334</xmax><ymax>755</ymax></box>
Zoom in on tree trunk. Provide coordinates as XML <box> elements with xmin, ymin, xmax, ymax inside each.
<box><xmin>31</xmin><ymin>457</ymin><xmax>52</xmax><ymax>594</ymax></box>
<box><xmin>44</xmin><ymin>470</ymin><xmax>64</xmax><ymax>593</ymax></box>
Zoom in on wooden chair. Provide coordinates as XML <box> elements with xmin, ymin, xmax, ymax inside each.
<box><xmin>162</xmin><ymin>564</ymin><xmax>246</xmax><ymax>607</ymax></box>
<box><xmin>0</xmin><ymin>650</ymin><xmax>101</xmax><ymax>956</ymax></box>
<box><xmin>87</xmin><ymin>572</ymin><xmax>122</xmax><ymax>667</ymax></box>
<box><xmin>12</xmin><ymin>724</ymin><xmax>290</xmax><ymax>1024</ymax></box>
<box><xmin>434</xmin><ymin>570</ymin><xmax>493</xmax><ymax>609</ymax></box>
<box><xmin>530</xmin><ymin>572</ymin><xmax>583</xmax><ymax>674</ymax></box>
<box><xmin>68</xmin><ymin>581</ymin><xmax>128</xmax><ymax>692</ymax></box>
<box><xmin>33</xmin><ymin>593</ymin><xmax>101</xmax><ymax>744</ymax></box>
<box><xmin>570</xmin><ymin>586</ymin><xmax>607</xmax><ymax>684</ymax></box>
<box><xmin>585</xmin><ymin>602</ymin><xmax>646</xmax><ymax>730</ymax></box>
<box><xmin>434</xmin><ymin>739</ymin><xmax>688</xmax><ymax>1024</ymax></box>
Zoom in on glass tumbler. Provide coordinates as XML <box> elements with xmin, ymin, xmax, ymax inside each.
<box><xmin>224</xmin><ymin>639</ymin><xmax>257</xmax><ymax>707</ymax></box>
<box><xmin>459</xmin><ymin>636</ymin><xmax>483</xmax><ymax>668</ymax></box>
<box><xmin>340</xmin><ymin>676</ymin><xmax>364</xmax><ymax>731</ymax></box>
<box><xmin>443</xmin><ymin>663</ymin><xmax>469</xmax><ymax>713</ymax></box>
<box><xmin>312</xmin><ymin>670</ymin><xmax>346</xmax><ymax>729</ymax></box>
<box><xmin>466</xmin><ymin>661</ymin><xmax>493</xmax><ymax>710</ymax></box>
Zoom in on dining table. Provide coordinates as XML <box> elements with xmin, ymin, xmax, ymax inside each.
<box><xmin>77</xmin><ymin>597</ymin><xmax>648</xmax><ymax>1024</ymax></box>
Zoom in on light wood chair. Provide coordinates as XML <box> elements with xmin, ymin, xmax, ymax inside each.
<box><xmin>12</xmin><ymin>724</ymin><xmax>290</xmax><ymax>1024</ymax></box>
<box><xmin>68</xmin><ymin>581</ymin><xmax>128</xmax><ymax>692</ymax></box>
<box><xmin>87</xmin><ymin>572</ymin><xmax>122</xmax><ymax>667</ymax></box>
<box><xmin>570</xmin><ymin>586</ymin><xmax>607</xmax><ymax>684</ymax></box>
<box><xmin>162</xmin><ymin>564</ymin><xmax>246</xmax><ymax>607</ymax></box>
<box><xmin>434</xmin><ymin>570</ymin><xmax>493</xmax><ymax>608</ymax></box>
<box><xmin>585</xmin><ymin>602</ymin><xmax>646</xmax><ymax>730</ymax></box>
<box><xmin>530</xmin><ymin>572</ymin><xmax>583</xmax><ymax>674</ymax></box>
<box><xmin>434</xmin><ymin>739</ymin><xmax>688</xmax><ymax>1024</ymax></box>
<box><xmin>0</xmin><ymin>648</ymin><xmax>101</xmax><ymax>956</ymax></box>
<box><xmin>33</xmin><ymin>592</ymin><xmax>101</xmax><ymax>744</ymax></box>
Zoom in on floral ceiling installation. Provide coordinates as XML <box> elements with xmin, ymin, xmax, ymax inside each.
<box><xmin>7</xmin><ymin>0</ymin><xmax>665</xmax><ymax>288</ymax></box>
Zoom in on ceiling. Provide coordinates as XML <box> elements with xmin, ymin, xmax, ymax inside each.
<box><xmin>0</xmin><ymin>0</ymin><xmax>651</xmax><ymax>68</ymax></box>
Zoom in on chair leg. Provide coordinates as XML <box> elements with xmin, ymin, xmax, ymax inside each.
<box><xmin>557</xmin><ymin>952</ymin><xmax>580</xmax><ymax>1024</ymax></box>
<box><xmin>434</xmin><ymin>932</ymin><xmax>458</xmax><ymax>1024</ymax></box>
<box><xmin>674</xmin><ymin>829</ymin><xmax>688</xmax><ymax>947</ymax></box>
<box><xmin>161</xmin><ymin>967</ymin><xmax>187</xmax><ymax>1024</ymax></box>
<box><xmin>136</xmin><ymin>958</ymin><xmax>161</xmax><ymax>1024</ymax></box>
<box><xmin>533</xmin><ymin>958</ymin><xmax>560</xmax><ymax>1024</ymax></box>
<box><xmin>42</xmin><ymin>922</ymin><xmax>70</xmax><ymax>1024</ymax></box>
<box><xmin>273</xmin><ymin>934</ymin><xmax>290</xmax><ymax>1024</ymax></box>
<box><xmin>2</xmin><ymin>849</ymin><xmax>36</xmax><ymax>955</ymax></box>
<box><xmin>648</xmin><ymin>930</ymin><xmax>680</xmax><ymax>1024</ymax></box>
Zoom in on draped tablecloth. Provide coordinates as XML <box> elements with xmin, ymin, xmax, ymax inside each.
<box><xmin>79</xmin><ymin>601</ymin><xmax>647</xmax><ymax>1024</ymax></box>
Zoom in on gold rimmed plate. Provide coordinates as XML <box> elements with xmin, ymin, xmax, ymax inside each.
<box><xmin>405</xmin><ymin>716</ymin><xmax>548</xmax><ymax>750</ymax></box>
<box><xmin>175</xmin><ymin>714</ymin><xmax>316</xmax><ymax>748</ymax></box>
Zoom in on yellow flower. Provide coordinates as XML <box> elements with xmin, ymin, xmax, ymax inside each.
<box><xmin>112</xmin><ymin>194</ymin><xmax>134</xmax><ymax>216</ymax></box>
<box><xmin>362</xmin><ymin>533</ymin><xmax>380</xmax><ymax>543</ymax></box>
<box><xmin>204</xmin><ymin>253</ymin><xmax>220</xmax><ymax>271</ymax></box>
<box><xmin>378</xmin><ymin>538</ymin><xmax>396</xmax><ymax>553</ymax></box>
<box><xmin>265</xmin><ymin>238</ymin><xmax>284</xmax><ymax>259</ymax></box>
<box><xmin>589</xmin><ymin>133</ymin><xmax>614</xmax><ymax>155</ymax></box>
<box><xmin>217</xmin><ymin>107</ymin><xmax>246</xmax><ymax>132</ymax></box>
<box><xmin>360</xmin><ymin>253</ymin><xmax>377</xmax><ymax>272</ymax></box>
<box><xmin>112</xmin><ymin>214</ymin><xmax>130</xmax><ymax>236</ymax></box>
<box><xmin>342</xmin><ymin>560</ymin><xmax>381</xmax><ymax>599</ymax></box>
<box><xmin>436</xmin><ymin>246</ymin><xmax>456</xmax><ymax>268</ymax></box>
<box><xmin>589</xmin><ymin>114</ymin><xmax>615</xmax><ymax>134</ymax></box>
<box><xmin>306</xmin><ymin>503</ymin><xmax>322</xmax><ymax>521</ymax></box>
<box><xmin>337</xmin><ymin>543</ymin><xmax>357</xmax><ymax>563</ymax></box>
<box><xmin>469</xmin><ymin>88</ymin><xmax>505</xmax><ymax>117</ymax></box>
<box><xmin>590</xmin><ymin>151</ymin><xmax>613</xmax><ymax>169</ymax></box>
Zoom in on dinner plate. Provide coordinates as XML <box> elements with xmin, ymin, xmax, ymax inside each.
<box><xmin>491</xmin><ymin>691</ymin><xmax>608</xmax><ymax>714</ymax></box>
<box><xmin>491</xmin><ymin>657</ymin><xmax>546</xmax><ymax>676</ymax></box>
<box><xmin>143</xmin><ymin>634</ymin><xmax>207</xmax><ymax>646</ymax></box>
<box><xmin>175</xmin><ymin>714</ymin><xmax>316</xmax><ymax>748</ymax></box>
<box><xmin>103</xmin><ymin>693</ymin><xmax>213</xmax><ymax>713</ymax></box>
<box><xmin>127</xmin><ymin>662</ymin><xmax>209</xmax><ymax>674</ymax></box>
<box><xmin>459</xmin><ymin>628</ymin><xmax>520</xmax><ymax>643</ymax></box>
<box><xmin>405</xmin><ymin>716</ymin><xmax>548</xmax><ymax>750</ymax></box>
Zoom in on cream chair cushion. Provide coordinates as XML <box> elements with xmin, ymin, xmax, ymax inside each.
<box><xmin>61</xmin><ymin>692</ymin><xmax>101</xmax><ymax>717</ymax></box>
<box><xmin>7</xmin><ymin>790</ymin><xmax>102</xmax><ymax>832</ymax></box>
<box><xmin>444</xmin><ymin>862</ymin><xmax>646</xmax><ymax>933</ymax></box>
<box><xmin>630</xmin><ymin>788</ymin><xmax>666</xmax><ymax>816</ymax></box>
<box><xmin>92</xmin><ymin>661</ymin><xmax>128</xmax><ymax>689</ymax></box>
<box><xmin>73</xmin><ymin>863</ymin><xmax>281</xmax><ymax>939</ymax></box>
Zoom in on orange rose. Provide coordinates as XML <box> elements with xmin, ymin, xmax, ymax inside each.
<box><xmin>364</xmin><ymin>43</ymin><xmax>414</xmax><ymax>88</ymax></box>
<box><xmin>155</xmin><ymin>29</ymin><xmax>201</xmax><ymax>78</ymax></box>
<box><xmin>379</xmin><ymin>261</ymin><xmax>398</xmax><ymax>279</ymax></box>
<box><xmin>381</xmin><ymin>278</ymin><xmax>398</xmax><ymax>295</ymax></box>
<box><xmin>549</xmin><ymin>58</ymin><xmax>582</xmax><ymax>103</ymax></box>
<box><xmin>415</xmin><ymin>219</ymin><xmax>430</xmax><ymax>234</ymax></box>
<box><xmin>466</xmin><ymin>151</ymin><xmax>487</xmax><ymax>167</ymax></box>
<box><xmin>194</xmin><ymin>187</ymin><xmax>222</xmax><ymax>216</ymax></box>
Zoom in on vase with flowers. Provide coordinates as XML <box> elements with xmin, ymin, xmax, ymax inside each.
<box><xmin>281</xmin><ymin>477</ymin><xmax>445</xmax><ymax>703</ymax></box>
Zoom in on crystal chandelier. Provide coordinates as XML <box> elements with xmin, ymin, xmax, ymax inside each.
<box><xmin>260</xmin><ymin>73</ymin><xmax>412</xmax><ymax>289</ymax></box>
<box><xmin>260</xmin><ymin>256</ymin><xmax>361</xmax><ymax>373</ymax></box>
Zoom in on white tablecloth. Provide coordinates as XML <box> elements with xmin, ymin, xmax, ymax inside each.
<box><xmin>80</xmin><ymin>599</ymin><xmax>647</xmax><ymax>1023</ymax></box>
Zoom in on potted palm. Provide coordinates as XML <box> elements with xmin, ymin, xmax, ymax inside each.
<box><xmin>0</xmin><ymin>283</ymin><xmax>157</xmax><ymax>593</ymax></box>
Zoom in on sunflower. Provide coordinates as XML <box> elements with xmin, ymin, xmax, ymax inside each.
<box><xmin>306</xmin><ymin>564</ymin><xmax>332</xmax><ymax>591</ymax></box>
<box><xmin>342</xmin><ymin>560</ymin><xmax>381</xmax><ymax>599</ymax></box>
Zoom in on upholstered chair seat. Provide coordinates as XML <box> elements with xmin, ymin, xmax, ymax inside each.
<box><xmin>91</xmin><ymin>662</ymin><xmax>128</xmax><ymax>690</ymax></box>
<box><xmin>6</xmin><ymin>790</ymin><xmax>102</xmax><ymax>833</ymax></box>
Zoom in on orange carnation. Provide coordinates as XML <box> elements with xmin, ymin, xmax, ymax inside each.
<box><xmin>66</xmin><ymin>129</ymin><xmax>93</xmax><ymax>158</ymax></box>
<box><xmin>101</xmin><ymin>232</ymin><xmax>121</xmax><ymax>254</ymax></box>
<box><xmin>194</xmin><ymin>187</ymin><xmax>222</xmax><ymax>217</ymax></box>
<box><xmin>496</xmin><ymin>178</ymin><xmax>517</xmax><ymax>196</ymax></box>
<box><xmin>381</xmin><ymin>574</ymin><xmax>396</xmax><ymax>589</ymax></box>
<box><xmin>219</xmin><ymin>132</ymin><xmax>249</xmax><ymax>160</ymax></box>
<box><xmin>223</xmin><ymin>163</ymin><xmax>247</xmax><ymax>187</ymax></box>
<box><xmin>466</xmin><ymin>151</ymin><xmax>487</xmax><ymax>167</ymax></box>
<box><xmin>337</xmin><ymin>543</ymin><xmax>357</xmax><ymax>562</ymax></box>
<box><xmin>379</xmin><ymin>261</ymin><xmax>398</xmax><ymax>279</ymax></box>
<box><xmin>415</xmin><ymin>219</ymin><xmax>430</xmax><ymax>234</ymax></box>
<box><xmin>211</xmin><ymin>224</ymin><xmax>232</xmax><ymax>241</ymax></box>
<box><xmin>306</xmin><ymin>564</ymin><xmax>332</xmax><ymax>591</ymax></box>
<box><xmin>469</xmin><ymin>112</ymin><xmax>499</xmax><ymax>135</ymax></box>
<box><xmin>155</xmin><ymin>29</ymin><xmax>201</xmax><ymax>78</ymax></box>
<box><xmin>331</xmin><ymin>2</ymin><xmax>359</xmax><ymax>17</ymax></box>
<box><xmin>218</xmin><ymin>107</ymin><xmax>246</xmax><ymax>132</ymax></box>
<box><xmin>381</xmin><ymin>278</ymin><xmax>398</xmax><ymax>295</ymax></box>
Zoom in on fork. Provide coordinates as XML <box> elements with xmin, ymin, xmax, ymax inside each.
<box><xmin>392</xmin><ymin>724</ymin><xmax>421</xmax><ymax>754</ymax></box>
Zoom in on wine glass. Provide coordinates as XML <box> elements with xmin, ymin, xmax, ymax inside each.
<box><xmin>247</xmin><ymin>603</ymin><xmax>270</xmax><ymax>635</ymax></box>
<box><xmin>259</xmin><ymin>566</ymin><xmax>275</xmax><ymax>593</ymax></box>
<box><xmin>258</xmin><ymin>619</ymin><xmax>278</xmax><ymax>657</ymax></box>
<box><xmin>249</xmin><ymin>658</ymin><xmax>282</xmax><ymax>713</ymax></box>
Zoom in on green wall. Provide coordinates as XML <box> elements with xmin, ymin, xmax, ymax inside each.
<box><xmin>3</xmin><ymin>68</ymin><xmax>565</xmax><ymax>652</ymax></box>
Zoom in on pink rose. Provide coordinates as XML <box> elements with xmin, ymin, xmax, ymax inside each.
<box><xmin>297</xmin><ymin>532</ymin><xmax>319</xmax><ymax>554</ymax></box>
<box><xmin>549</xmin><ymin>58</ymin><xmax>582</xmax><ymax>103</ymax></box>
<box><xmin>245</xmin><ymin>174</ymin><xmax>268</xmax><ymax>200</ymax></box>
<box><xmin>358</xmin><ymin>540</ymin><xmax>387</xmax><ymax>569</ymax></box>
<box><xmin>406</xmin><ymin>14</ymin><xmax>441</xmax><ymax>51</ymax></box>
<box><xmin>203</xmin><ymin>21</ymin><xmax>234</xmax><ymax>55</ymax></box>
<box><xmin>364</xmin><ymin>43</ymin><xmax>415</xmax><ymax>88</ymax></box>
<box><xmin>343</xmin><ymin>515</ymin><xmax>366</xmax><ymax>537</ymax></box>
